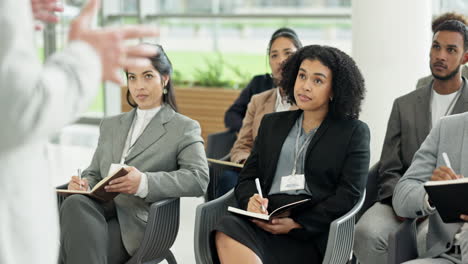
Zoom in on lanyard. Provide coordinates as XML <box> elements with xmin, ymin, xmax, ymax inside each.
<box><xmin>292</xmin><ymin>124</ymin><xmax>317</xmax><ymax>176</ymax></box>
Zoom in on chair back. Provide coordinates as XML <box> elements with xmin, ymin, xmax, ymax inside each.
<box><xmin>205</xmin><ymin>131</ymin><xmax>237</xmax><ymax>201</ymax></box>
<box><xmin>357</xmin><ymin>162</ymin><xmax>379</xmax><ymax>220</ymax></box>
<box><xmin>323</xmin><ymin>190</ymin><xmax>366</xmax><ymax>264</ymax></box>
<box><xmin>194</xmin><ymin>190</ymin><xmax>236</xmax><ymax>264</ymax></box>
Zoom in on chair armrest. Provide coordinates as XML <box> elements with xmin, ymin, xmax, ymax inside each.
<box><xmin>194</xmin><ymin>190</ymin><xmax>236</xmax><ymax>264</ymax></box>
<box><xmin>323</xmin><ymin>190</ymin><xmax>366</xmax><ymax>264</ymax></box>
<box><xmin>388</xmin><ymin>218</ymin><xmax>418</xmax><ymax>264</ymax></box>
<box><xmin>127</xmin><ymin>198</ymin><xmax>180</xmax><ymax>264</ymax></box>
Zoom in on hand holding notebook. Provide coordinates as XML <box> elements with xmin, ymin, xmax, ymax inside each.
<box><xmin>424</xmin><ymin>152</ymin><xmax>467</xmax><ymax>223</ymax></box>
<box><xmin>57</xmin><ymin>164</ymin><xmax>129</xmax><ymax>202</ymax></box>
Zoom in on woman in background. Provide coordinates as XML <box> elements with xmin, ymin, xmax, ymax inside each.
<box><xmin>223</xmin><ymin>27</ymin><xmax>302</xmax><ymax>132</ymax></box>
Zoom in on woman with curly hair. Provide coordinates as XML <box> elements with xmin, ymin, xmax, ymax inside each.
<box><xmin>213</xmin><ymin>45</ymin><xmax>371</xmax><ymax>264</ymax></box>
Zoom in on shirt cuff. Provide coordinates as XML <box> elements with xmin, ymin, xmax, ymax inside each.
<box><xmin>424</xmin><ymin>193</ymin><xmax>436</xmax><ymax>212</ymax></box>
<box><xmin>135</xmin><ymin>173</ymin><xmax>149</xmax><ymax>198</ymax></box>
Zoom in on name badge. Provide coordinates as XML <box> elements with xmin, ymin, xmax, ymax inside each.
<box><xmin>280</xmin><ymin>174</ymin><xmax>305</xmax><ymax>191</ymax></box>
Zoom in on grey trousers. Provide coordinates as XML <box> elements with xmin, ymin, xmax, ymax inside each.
<box><xmin>404</xmin><ymin>226</ymin><xmax>468</xmax><ymax>264</ymax></box>
<box><xmin>354</xmin><ymin>202</ymin><xmax>429</xmax><ymax>264</ymax></box>
<box><xmin>59</xmin><ymin>195</ymin><xmax>130</xmax><ymax>264</ymax></box>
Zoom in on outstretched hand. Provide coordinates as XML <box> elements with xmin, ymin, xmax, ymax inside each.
<box><xmin>31</xmin><ymin>0</ymin><xmax>64</xmax><ymax>30</ymax></box>
<box><xmin>68</xmin><ymin>0</ymin><xmax>159</xmax><ymax>85</ymax></box>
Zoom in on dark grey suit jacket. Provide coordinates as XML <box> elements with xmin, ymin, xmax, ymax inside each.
<box><xmin>378</xmin><ymin>77</ymin><xmax>468</xmax><ymax>202</ymax></box>
<box><xmin>82</xmin><ymin>105</ymin><xmax>209</xmax><ymax>255</ymax></box>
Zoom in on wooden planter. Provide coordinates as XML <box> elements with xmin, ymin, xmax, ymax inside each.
<box><xmin>121</xmin><ymin>86</ymin><xmax>240</xmax><ymax>142</ymax></box>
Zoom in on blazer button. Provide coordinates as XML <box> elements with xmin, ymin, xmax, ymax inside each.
<box><xmin>416</xmin><ymin>211</ymin><xmax>422</xmax><ymax>216</ymax></box>
<box><xmin>446</xmin><ymin>242</ymin><xmax>451</xmax><ymax>248</ymax></box>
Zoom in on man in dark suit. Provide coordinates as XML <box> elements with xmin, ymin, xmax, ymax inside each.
<box><xmin>354</xmin><ymin>20</ymin><xmax>468</xmax><ymax>264</ymax></box>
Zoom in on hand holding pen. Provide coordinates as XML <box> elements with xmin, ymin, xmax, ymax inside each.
<box><xmin>430</xmin><ymin>152</ymin><xmax>463</xmax><ymax>181</ymax></box>
<box><xmin>68</xmin><ymin>169</ymin><xmax>89</xmax><ymax>191</ymax></box>
<box><xmin>246</xmin><ymin>178</ymin><xmax>269</xmax><ymax>214</ymax></box>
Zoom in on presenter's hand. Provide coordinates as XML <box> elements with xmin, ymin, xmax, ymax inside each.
<box><xmin>105</xmin><ymin>167</ymin><xmax>141</xmax><ymax>194</ymax></box>
<box><xmin>31</xmin><ymin>0</ymin><xmax>64</xmax><ymax>30</ymax></box>
<box><xmin>252</xmin><ymin>217</ymin><xmax>302</xmax><ymax>235</ymax></box>
<box><xmin>247</xmin><ymin>194</ymin><xmax>269</xmax><ymax>214</ymax></box>
<box><xmin>68</xmin><ymin>176</ymin><xmax>89</xmax><ymax>191</ymax></box>
<box><xmin>430</xmin><ymin>166</ymin><xmax>462</xmax><ymax>181</ymax></box>
<box><xmin>68</xmin><ymin>0</ymin><xmax>159</xmax><ymax>85</ymax></box>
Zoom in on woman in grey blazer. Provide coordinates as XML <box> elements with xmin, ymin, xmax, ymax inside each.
<box><xmin>59</xmin><ymin>44</ymin><xmax>209</xmax><ymax>264</ymax></box>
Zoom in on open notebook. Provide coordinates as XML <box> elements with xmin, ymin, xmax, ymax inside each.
<box><xmin>207</xmin><ymin>158</ymin><xmax>244</xmax><ymax>169</ymax></box>
<box><xmin>57</xmin><ymin>164</ymin><xmax>129</xmax><ymax>202</ymax></box>
<box><xmin>228</xmin><ymin>198</ymin><xmax>310</xmax><ymax>221</ymax></box>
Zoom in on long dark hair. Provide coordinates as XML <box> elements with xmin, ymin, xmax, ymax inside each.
<box><xmin>267</xmin><ymin>27</ymin><xmax>303</xmax><ymax>55</ymax></box>
<box><xmin>126</xmin><ymin>44</ymin><xmax>178</xmax><ymax>112</ymax></box>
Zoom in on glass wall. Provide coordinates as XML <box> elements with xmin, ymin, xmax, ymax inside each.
<box><xmin>39</xmin><ymin>0</ymin><xmax>463</xmax><ymax>119</ymax></box>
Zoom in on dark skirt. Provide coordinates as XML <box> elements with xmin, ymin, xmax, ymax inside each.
<box><xmin>211</xmin><ymin>214</ymin><xmax>322</xmax><ymax>264</ymax></box>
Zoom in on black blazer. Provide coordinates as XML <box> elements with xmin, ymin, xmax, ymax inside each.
<box><xmin>235</xmin><ymin>110</ymin><xmax>370</xmax><ymax>251</ymax></box>
<box><xmin>224</xmin><ymin>74</ymin><xmax>274</xmax><ymax>132</ymax></box>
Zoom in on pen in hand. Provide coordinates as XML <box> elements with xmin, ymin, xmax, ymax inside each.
<box><xmin>255</xmin><ymin>178</ymin><xmax>266</xmax><ymax>213</ymax></box>
<box><xmin>77</xmin><ymin>168</ymin><xmax>82</xmax><ymax>190</ymax></box>
<box><xmin>442</xmin><ymin>152</ymin><xmax>452</xmax><ymax>170</ymax></box>
<box><xmin>442</xmin><ymin>152</ymin><xmax>460</xmax><ymax>179</ymax></box>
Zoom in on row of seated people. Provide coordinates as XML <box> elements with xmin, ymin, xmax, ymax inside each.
<box><xmin>58</xmin><ymin>18</ymin><xmax>468</xmax><ymax>264</ymax></box>
<box><xmin>216</xmin><ymin>14</ymin><xmax>468</xmax><ymax>264</ymax></box>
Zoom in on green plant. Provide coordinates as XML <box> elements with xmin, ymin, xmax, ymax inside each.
<box><xmin>226</xmin><ymin>63</ymin><xmax>251</xmax><ymax>89</ymax></box>
<box><xmin>193</xmin><ymin>54</ymin><xmax>233</xmax><ymax>87</ymax></box>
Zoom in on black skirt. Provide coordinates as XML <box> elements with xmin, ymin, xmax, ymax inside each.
<box><xmin>211</xmin><ymin>194</ymin><xmax>322</xmax><ymax>264</ymax></box>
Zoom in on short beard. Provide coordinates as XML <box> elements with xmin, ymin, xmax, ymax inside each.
<box><xmin>431</xmin><ymin>65</ymin><xmax>461</xmax><ymax>81</ymax></box>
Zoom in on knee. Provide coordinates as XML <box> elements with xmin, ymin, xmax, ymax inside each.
<box><xmin>215</xmin><ymin>231</ymin><xmax>234</xmax><ymax>250</ymax></box>
<box><xmin>59</xmin><ymin>195</ymin><xmax>92</xmax><ymax>217</ymax></box>
<box><xmin>354</xmin><ymin>219</ymin><xmax>383</xmax><ymax>248</ymax></box>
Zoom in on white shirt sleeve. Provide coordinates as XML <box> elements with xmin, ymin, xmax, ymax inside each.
<box><xmin>0</xmin><ymin>0</ymin><xmax>101</xmax><ymax>151</ymax></box>
<box><xmin>424</xmin><ymin>193</ymin><xmax>436</xmax><ymax>212</ymax></box>
<box><xmin>135</xmin><ymin>172</ymin><xmax>149</xmax><ymax>198</ymax></box>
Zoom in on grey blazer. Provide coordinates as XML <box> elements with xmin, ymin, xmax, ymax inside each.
<box><xmin>82</xmin><ymin>105</ymin><xmax>209</xmax><ymax>255</ymax></box>
<box><xmin>377</xmin><ymin>78</ymin><xmax>468</xmax><ymax>202</ymax></box>
<box><xmin>416</xmin><ymin>65</ymin><xmax>468</xmax><ymax>89</ymax></box>
<box><xmin>393</xmin><ymin>112</ymin><xmax>468</xmax><ymax>258</ymax></box>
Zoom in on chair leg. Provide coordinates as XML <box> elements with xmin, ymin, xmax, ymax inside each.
<box><xmin>165</xmin><ymin>251</ymin><xmax>177</xmax><ymax>264</ymax></box>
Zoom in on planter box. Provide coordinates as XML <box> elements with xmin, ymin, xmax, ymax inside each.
<box><xmin>121</xmin><ymin>86</ymin><xmax>240</xmax><ymax>142</ymax></box>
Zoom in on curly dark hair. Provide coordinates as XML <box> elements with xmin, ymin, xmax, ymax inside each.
<box><xmin>434</xmin><ymin>20</ymin><xmax>468</xmax><ymax>51</ymax></box>
<box><xmin>280</xmin><ymin>45</ymin><xmax>366</xmax><ymax>120</ymax></box>
<box><xmin>432</xmin><ymin>12</ymin><xmax>467</xmax><ymax>33</ymax></box>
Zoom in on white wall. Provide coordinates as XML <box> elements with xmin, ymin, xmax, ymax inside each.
<box><xmin>352</xmin><ymin>0</ymin><xmax>433</xmax><ymax>165</ymax></box>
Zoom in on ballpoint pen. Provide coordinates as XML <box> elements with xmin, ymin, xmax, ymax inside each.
<box><xmin>255</xmin><ymin>178</ymin><xmax>266</xmax><ymax>213</ymax></box>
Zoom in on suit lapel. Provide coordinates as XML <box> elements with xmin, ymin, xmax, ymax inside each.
<box><xmin>124</xmin><ymin>106</ymin><xmax>174</xmax><ymax>162</ymax></box>
<box><xmin>415</xmin><ymin>85</ymin><xmax>432</xmax><ymax>145</ymax></box>
<box><xmin>113</xmin><ymin>109</ymin><xmax>136</xmax><ymax>163</ymax></box>
<box><xmin>451</xmin><ymin>77</ymin><xmax>468</xmax><ymax>114</ymax></box>
<box><xmin>265</xmin><ymin>89</ymin><xmax>277</xmax><ymax>113</ymax></box>
<box><xmin>305</xmin><ymin>116</ymin><xmax>331</xmax><ymax>160</ymax></box>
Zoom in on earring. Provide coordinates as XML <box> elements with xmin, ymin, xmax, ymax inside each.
<box><xmin>163</xmin><ymin>88</ymin><xmax>168</xmax><ymax>95</ymax></box>
<box><xmin>329</xmin><ymin>96</ymin><xmax>334</xmax><ymax>101</ymax></box>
